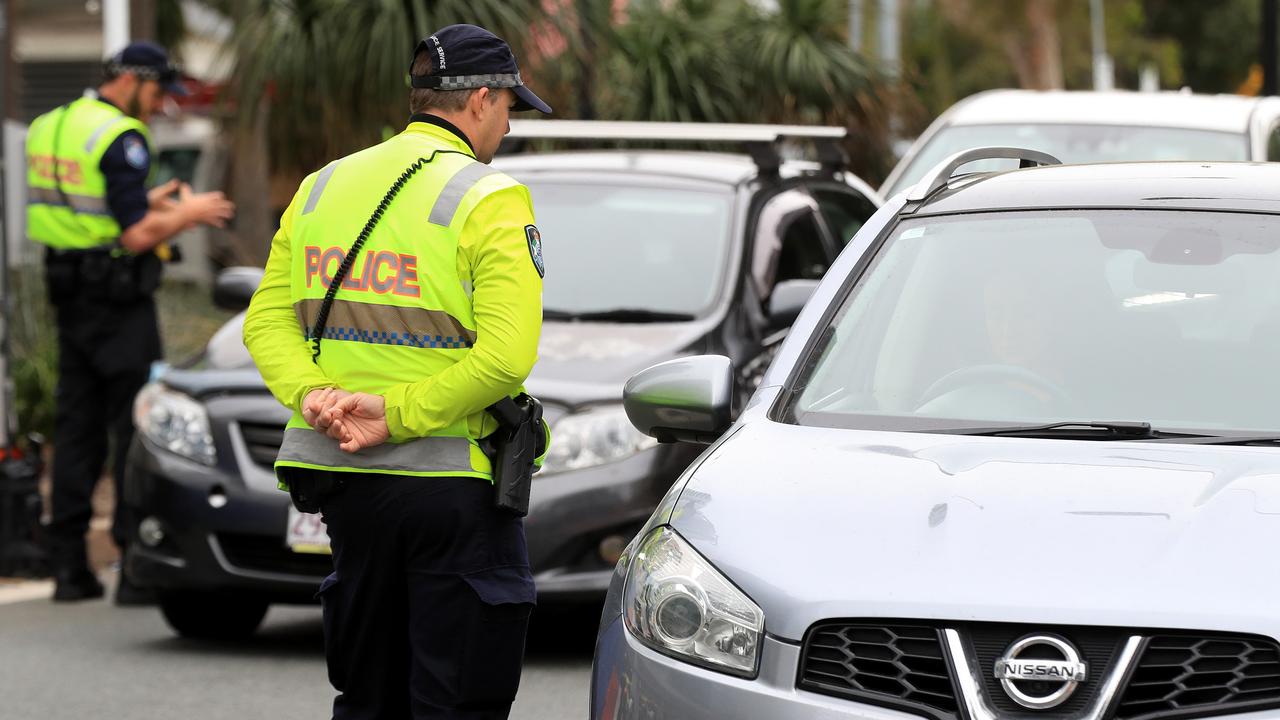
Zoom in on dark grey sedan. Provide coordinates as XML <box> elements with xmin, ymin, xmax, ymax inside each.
<box><xmin>122</xmin><ymin>122</ymin><xmax>881</xmax><ymax>638</ymax></box>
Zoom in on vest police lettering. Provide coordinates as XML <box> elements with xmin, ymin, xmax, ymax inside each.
<box><xmin>25</xmin><ymin>96</ymin><xmax>154</xmax><ymax>249</ymax></box>
<box><xmin>272</xmin><ymin>130</ymin><xmax>527</xmax><ymax>481</ymax></box>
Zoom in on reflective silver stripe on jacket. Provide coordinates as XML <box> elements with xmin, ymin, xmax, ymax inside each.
<box><xmin>302</xmin><ymin>160</ymin><xmax>342</xmax><ymax>215</ymax></box>
<box><xmin>428</xmin><ymin>162</ymin><xmax>501</xmax><ymax>226</ymax></box>
<box><xmin>27</xmin><ymin>186</ymin><xmax>112</xmax><ymax>216</ymax></box>
<box><xmin>276</xmin><ymin>428</ymin><xmax>475</xmax><ymax>474</ymax></box>
<box><xmin>83</xmin><ymin>116</ymin><xmax>126</xmax><ymax>153</ymax></box>
<box><xmin>293</xmin><ymin>298</ymin><xmax>476</xmax><ymax>348</ymax></box>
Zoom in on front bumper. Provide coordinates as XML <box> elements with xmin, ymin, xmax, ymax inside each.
<box><xmin>122</xmin><ymin>431</ymin><xmax>325</xmax><ymax>603</ymax></box>
<box><xmin>526</xmin><ymin>443</ymin><xmax>700</xmax><ymax>600</ymax></box>
<box><xmin>591</xmin><ymin>615</ymin><xmax>935</xmax><ymax>720</ymax></box>
<box><xmin>592</xmin><ymin>616</ymin><xmax>1280</xmax><ymax>720</ymax></box>
<box><xmin>124</xmin><ymin>392</ymin><xmax>701</xmax><ymax>603</ymax></box>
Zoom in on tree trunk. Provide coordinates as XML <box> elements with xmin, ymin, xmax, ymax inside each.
<box><xmin>225</xmin><ymin>100</ymin><xmax>273</xmax><ymax>268</ymax></box>
<box><xmin>1007</xmin><ymin>0</ymin><xmax>1063</xmax><ymax>90</ymax></box>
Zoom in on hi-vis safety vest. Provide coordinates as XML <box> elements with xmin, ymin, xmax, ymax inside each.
<box><xmin>272</xmin><ymin>131</ymin><xmax>527</xmax><ymax>481</ymax></box>
<box><xmin>26</xmin><ymin>96</ymin><xmax>153</xmax><ymax>249</ymax></box>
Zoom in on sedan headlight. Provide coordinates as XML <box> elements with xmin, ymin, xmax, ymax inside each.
<box><xmin>623</xmin><ymin>526</ymin><xmax>764</xmax><ymax>677</ymax></box>
<box><xmin>541</xmin><ymin>403</ymin><xmax>657</xmax><ymax>474</ymax></box>
<box><xmin>133</xmin><ymin>383</ymin><xmax>216</xmax><ymax>465</ymax></box>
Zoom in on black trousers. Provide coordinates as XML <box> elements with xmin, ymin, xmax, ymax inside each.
<box><xmin>316</xmin><ymin>472</ymin><xmax>536</xmax><ymax>720</ymax></box>
<box><xmin>47</xmin><ymin>294</ymin><xmax>160</xmax><ymax>567</ymax></box>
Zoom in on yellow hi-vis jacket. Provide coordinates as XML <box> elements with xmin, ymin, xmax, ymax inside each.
<box><xmin>243</xmin><ymin>120</ymin><xmax>544</xmax><ymax>484</ymax></box>
<box><xmin>26</xmin><ymin>95</ymin><xmax>152</xmax><ymax>248</ymax></box>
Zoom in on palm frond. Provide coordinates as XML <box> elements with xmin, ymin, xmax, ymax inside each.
<box><xmin>223</xmin><ymin>0</ymin><xmax>544</xmax><ymax>177</ymax></box>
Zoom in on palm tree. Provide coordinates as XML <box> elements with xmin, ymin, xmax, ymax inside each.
<box><xmin>601</xmin><ymin>0</ymin><xmax>749</xmax><ymax>123</ymax></box>
<box><xmin>555</xmin><ymin>0</ymin><xmax>888</xmax><ymax>174</ymax></box>
<box><xmin>209</xmin><ymin>0</ymin><xmax>545</xmax><ymax>262</ymax></box>
<box><xmin>744</xmin><ymin>0</ymin><xmax>893</xmax><ymax>178</ymax></box>
<box><xmin>747</xmin><ymin>0</ymin><xmax>878</xmax><ymax>125</ymax></box>
<box><xmin>222</xmin><ymin>0</ymin><xmax>544</xmax><ymax>174</ymax></box>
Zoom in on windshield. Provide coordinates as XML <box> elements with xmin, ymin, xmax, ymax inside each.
<box><xmin>788</xmin><ymin>210</ymin><xmax>1280</xmax><ymax>436</ymax></box>
<box><xmin>886</xmin><ymin>124</ymin><xmax>1249</xmax><ymax>198</ymax></box>
<box><xmin>520</xmin><ymin>180</ymin><xmax>734</xmax><ymax>318</ymax></box>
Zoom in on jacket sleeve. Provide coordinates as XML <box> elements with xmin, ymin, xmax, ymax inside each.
<box><xmin>242</xmin><ymin>187</ymin><xmax>335</xmax><ymax>412</ymax></box>
<box><xmin>381</xmin><ymin>185</ymin><xmax>543</xmax><ymax>440</ymax></box>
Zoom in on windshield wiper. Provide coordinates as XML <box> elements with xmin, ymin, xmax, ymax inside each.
<box><xmin>934</xmin><ymin>421</ymin><xmax>1200</xmax><ymax>441</ymax></box>
<box><xmin>1141</xmin><ymin>435</ymin><xmax>1280</xmax><ymax>446</ymax></box>
<box><xmin>543</xmin><ymin>308</ymin><xmax>696</xmax><ymax>323</ymax></box>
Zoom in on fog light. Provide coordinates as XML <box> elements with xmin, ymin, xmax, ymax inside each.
<box><xmin>138</xmin><ymin>517</ymin><xmax>165</xmax><ymax>547</ymax></box>
<box><xmin>208</xmin><ymin>486</ymin><xmax>228</xmax><ymax>509</ymax></box>
<box><xmin>598</xmin><ymin>534</ymin><xmax>627</xmax><ymax>566</ymax></box>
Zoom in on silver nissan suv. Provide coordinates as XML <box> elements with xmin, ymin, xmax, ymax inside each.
<box><xmin>592</xmin><ymin>149</ymin><xmax>1280</xmax><ymax>719</ymax></box>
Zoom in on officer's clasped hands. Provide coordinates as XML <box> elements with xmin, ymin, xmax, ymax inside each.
<box><xmin>302</xmin><ymin>386</ymin><xmax>351</xmax><ymax>430</ymax></box>
<box><xmin>302</xmin><ymin>387</ymin><xmax>390</xmax><ymax>453</ymax></box>
<box><xmin>325</xmin><ymin>393</ymin><xmax>391</xmax><ymax>453</ymax></box>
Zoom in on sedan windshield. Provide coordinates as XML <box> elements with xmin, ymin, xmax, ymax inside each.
<box><xmin>886</xmin><ymin>124</ymin><xmax>1248</xmax><ymax>198</ymax></box>
<box><xmin>520</xmin><ymin>180</ymin><xmax>734</xmax><ymax>319</ymax></box>
<box><xmin>789</xmin><ymin>210</ymin><xmax>1280</xmax><ymax>436</ymax></box>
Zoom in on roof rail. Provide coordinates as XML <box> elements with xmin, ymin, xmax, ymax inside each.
<box><xmin>504</xmin><ymin>120</ymin><xmax>849</xmax><ymax>176</ymax></box>
<box><xmin>905</xmin><ymin>147</ymin><xmax>1062</xmax><ymax>203</ymax></box>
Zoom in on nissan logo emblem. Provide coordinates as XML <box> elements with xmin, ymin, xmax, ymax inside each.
<box><xmin>994</xmin><ymin>635</ymin><xmax>1089</xmax><ymax>710</ymax></box>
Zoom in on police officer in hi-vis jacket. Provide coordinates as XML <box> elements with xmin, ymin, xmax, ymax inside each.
<box><xmin>26</xmin><ymin>41</ymin><xmax>234</xmax><ymax>604</ymax></box>
<box><xmin>244</xmin><ymin>24</ymin><xmax>551</xmax><ymax>719</ymax></box>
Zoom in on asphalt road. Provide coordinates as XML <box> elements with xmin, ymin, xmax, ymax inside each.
<box><xmin>0</xmin><ymin>580</ymin><xmax>597</xmax><ymax>720</ymax></box>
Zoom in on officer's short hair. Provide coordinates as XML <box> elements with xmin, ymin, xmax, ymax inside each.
<box><xmin>409</xmin><ymin>49</ymin><xmax>494</xmax><ymax>114</ymax></box>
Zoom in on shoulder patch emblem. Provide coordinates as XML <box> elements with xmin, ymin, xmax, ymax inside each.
<box><xmin>525</xmin><ymin>224</ymin><xmax>545</xmax><ymax>278</ymax></box>
<box><xmin>123</xmin><ymin>136</ymin><xmax>149</xmax><ymax>170</ymax></box>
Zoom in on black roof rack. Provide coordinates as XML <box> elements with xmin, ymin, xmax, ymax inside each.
<box><xmin>504</xmin><ymin>120</ymin><xmax>849</xmax><ymax>176</ymax></box>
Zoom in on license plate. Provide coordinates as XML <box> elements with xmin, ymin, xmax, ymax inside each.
<box><xmin>286</xmin><ymin>505</ymin><xmax>332</xmax><ymax>555</ymax></box>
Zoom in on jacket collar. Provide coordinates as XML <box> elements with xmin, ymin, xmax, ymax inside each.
<box><xmin>405</xmin><ymin>113</ymin><xmax>476</xmax><ymax>158</ymax></box>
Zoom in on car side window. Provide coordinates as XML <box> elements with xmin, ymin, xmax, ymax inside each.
<box><xmin>776</xmin><ymin>212</ymin><xmax>829</xmax><ymax>282</ymax></box>
<box><xmin>750</xmin><ymin>189</ymin><xmax>831</xmax><ymax>298</ymax></box>
<box><xmin>811</xmin><ymin>187</ymin><xmax>878</xmax><ymax>246</ymax></box>
<box><xmin>1268</xmin><ymin>122</ymin><xmax>1280</xmax><ymax>162</ymax></box>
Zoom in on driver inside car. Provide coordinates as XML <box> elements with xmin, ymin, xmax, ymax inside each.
<box><xmin>915</xmin><ymin>263</ymin><xmax>1074</xmax><ymax>419</ymax></box>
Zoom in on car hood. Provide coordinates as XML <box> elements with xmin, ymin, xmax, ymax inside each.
<box><xmin>524</xmin><ymin>320</ymin><xmax>708</xmax><ymax>405</ymax></box>
<box><xmin>162</xmin><ymin>367</ymin><xmax>269</xmax><ymax>399</ymax></box>
<box><xmin>184</xmin><ymin>317</ymin><xmax>708</xmax><ymax>407</ymax></box>
<box><xmin>670</xmin><ymin>421</ymin><xmax>1280</xmax><ymax>641</ymax></box>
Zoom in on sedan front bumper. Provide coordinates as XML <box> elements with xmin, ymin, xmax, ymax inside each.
<box><xmin>122</xmin><ymin>431</ymin><xmax>326</xmax><ymax>603</ymax></box>
<box><xmin>526</xmin><ymin>443</ymin><xmax>700</xmax><ymax>600</ymax></box>
<box><xmin>591</xmin><ymin>615</ymin><xmax>937</xmax><ymax>720</ymax></box>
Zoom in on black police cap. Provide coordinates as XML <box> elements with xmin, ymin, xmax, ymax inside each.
<box><xmin>106</xmin><ymin>41</ymin><xmax>186</xmax><ymax>96</ymax></box>
<box><xmin>409</xmin><ymin>24</ymin><xmax>551</xmax><ymax>114</ymax></box>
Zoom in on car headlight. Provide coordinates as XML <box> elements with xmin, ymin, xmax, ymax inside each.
<box><xmin>541</xmin><ymin>403</ymin><xmax>657</xmax><ymax>474</ymax></box>
<box><xmin>623</xmin><ymin>526</ymin><xmax>763</xmax><ymax>677</ymax></box>
<box><xmin>133</xmin><ymin>383</ymin><xmax>216</xmax><ymax>466</ymax></box>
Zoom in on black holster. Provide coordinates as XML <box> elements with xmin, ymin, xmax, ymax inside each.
<box><xmin>44</xmin><ymin>246</ymin><xmax>161</xmax><ymax>306</ymax></box>
<box><xmin>481</xmin><ymin>394</ymin><xmax>546</xmax><ymax>517</ymax></box>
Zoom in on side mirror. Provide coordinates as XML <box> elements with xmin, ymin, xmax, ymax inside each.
<box><xmin>767</xmin><ymin>278</ymin><xmax>820</xmax><ymax>331</ymax></box>
<box><xmin>623</xmin><ymin>355</ymin><xmax>734</xmax><ymax>444</ymax></box>
<box><xmin>213</xmin><ymin>266</ymin><xmax>264</xmax><ymax>311</ymax></box>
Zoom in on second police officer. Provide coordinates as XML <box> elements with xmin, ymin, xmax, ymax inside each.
<box><xmin>25</xmin><ymin>42</ymin><xmax>235</xmax><ymax>603</ymax></box>
<box><xmin>243</xmin><ymin>24</ymin><xmax>551</xmax><ymax>719</ymax></box>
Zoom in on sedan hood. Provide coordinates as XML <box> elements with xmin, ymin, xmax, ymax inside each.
<box><xmin>525</xmin><ymin>320</ymin><xmax>708</xmax><ymax>405</ymax></box>
<box><xmin>189</xmin><ymin>315</ymin><xmax>709</xmax><ymax>406</ymax></box>
<box><xmin>671</xmin><ymin>422</ymin><xmax>1280</xmax><ymax>641</ymax></box>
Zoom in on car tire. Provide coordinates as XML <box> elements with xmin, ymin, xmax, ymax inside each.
<box><xmin>159</xmin><ymin>590</ymin><xmax>269</xmax><ymax>640</ymax></box>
